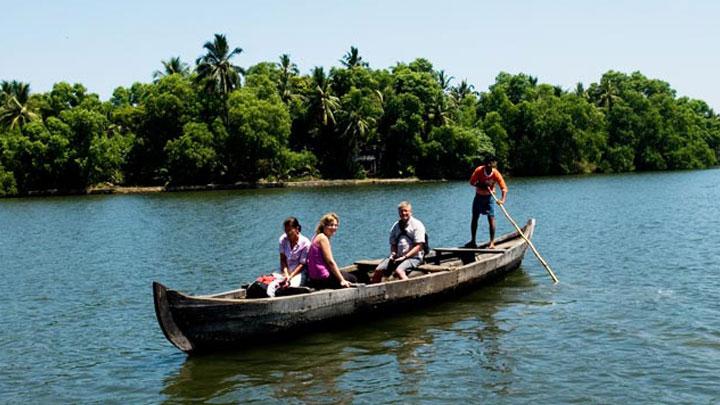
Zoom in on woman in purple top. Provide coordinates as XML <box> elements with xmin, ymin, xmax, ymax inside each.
<box><xmin>307</xmin><ymin>213</ymin><xmax>357</xmax><ymax>289</ymax></box>
<box><xmin>279</xmin><ymin>217</ymin><xmax>311</xmax><ymax>287</ymax></box>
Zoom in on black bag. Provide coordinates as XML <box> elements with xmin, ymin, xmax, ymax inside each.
<box><xmin>245</xmin><ymin>274</ymin><xmax>282</xmax><ymax>299</ymax></box>
<box><xmin>246</xmin><ymin>280</ymin><xmax>270</xmax><ymax>298</ymax></box>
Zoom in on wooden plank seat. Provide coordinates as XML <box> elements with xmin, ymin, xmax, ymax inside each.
<box><xmin>353</xmin><ymin>259</ymin><xmax>451</xmax><ymax>283</ymax></box>
<box><xmin>354</xmin><ymin>259</ymin><xmax>449</xmax><ymax>272</ymax></box>
<box><xmin>433</xmin><ymin>247</ymin><xmax>508</xmax><ymax>254</ymax></box>
<box><xmin>431</xmin><ymin>247</ymin><xmax>507</xmax><ymax>265</ymax></box>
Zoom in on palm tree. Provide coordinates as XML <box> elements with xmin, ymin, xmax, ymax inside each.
<box><xmin>341</xmin><ymin>108</ymin><xmax>374</xmax><ymax>175</ymax></box>
<box><xmin>450</xmin><ymin>79</ymin><xmax>477</xmax><ymax>102</ymax></box>
<box><xmin>436</xmin><ymin>70</ymin><xmax>454</xmax><ymax>92</ymax></box>
<box><xmin>428</xmin><ymin>93</ymin><xmax>453</xmax><ymax>127</ymax></box>
<box><xmin>598</xmin><ymin>79</ymin><xmax>620</xmax><ymax>112</ymax></box>
<box><xmin>575</xmin><ymin>82</ymin><xmax>587</xmax><ymax>98</ymax></box>
<box><xmin>153</xmin><ymin>56</ymin><xmax>190</xmax><ymax>80</ymax></box>
<box><xmin>342</xmin><ymin>112</ymin><xmax>372</xmax><ymax>141</ymax></box>
<box><xmin>339</xmin><ymin>46</ymin><xmax>368</xmax><ymax>68</ymax></box>
<box><xmin>1</xmin><ymin>81</ymin><xmax>26</xmax><ymax>103</ymax></box>
<box><xmin>0</xmin><ymin>81</ymin><xmax>11</xmax><ymax>104</ymax></box>
<box><xmin>195</xmin><ymin>33</ymin><xmax>245</xmax><ymax>96</ymax></box>
<box><xmin>341</xmin><ymin>94</ymin><xmax>375</xmax><ymax>146</ymax></box>
<box><xmin>277</xmin><ymin>54</ymin><xmax>299</xmax><ymax>104</ymax></box>
<box><xmin>309</xmin><ymin>67</ymin><xmax>340</xmax><ymax>126</ymax></box>
<box><xmin>0</xmin><ymin>81</ymin><xmax>38</xmax><ymax>130</ymax></box>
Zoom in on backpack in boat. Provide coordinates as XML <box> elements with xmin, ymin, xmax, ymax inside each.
<box><xmin>246</xmin><ymin>274</ymin><xmax>284</xmax><ymax>299</ymax></box>
<box><xmin>395</xmin><ymin>227</ymin><xmax>430</xmax><ymax>257</ymax></box>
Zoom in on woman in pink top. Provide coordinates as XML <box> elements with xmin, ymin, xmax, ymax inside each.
<box><xmin>307</xmin><ymin>213</ymin><xmax>357</xmax><ymax>289</ymax></box>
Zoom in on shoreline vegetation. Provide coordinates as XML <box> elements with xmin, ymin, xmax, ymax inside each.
<box><xmin>2</xmin><ymin>33</ymin><xmax>719</xmax><ymax>198</ymax></box>
<box><xmin>16</xmin><ymin>177</ymin><xmax>439</xmax><ymax>198</ymax></box>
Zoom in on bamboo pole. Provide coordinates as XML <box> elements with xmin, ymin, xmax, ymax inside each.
<box><xmin>489</xmin><ymin>189</ymin><xmax>559</xmax><ymax>284</ymax></box>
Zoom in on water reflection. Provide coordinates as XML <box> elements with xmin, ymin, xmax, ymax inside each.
<box><xmin>161</xmin><ymin>270</ymin><xmax>534</xmax><ymax>403</ymax></box>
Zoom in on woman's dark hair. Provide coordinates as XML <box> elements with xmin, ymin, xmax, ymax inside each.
<box><xmin>283</xmin><ymin>216</ymin><xmax>302</xmax><ymax>232</ymax></box>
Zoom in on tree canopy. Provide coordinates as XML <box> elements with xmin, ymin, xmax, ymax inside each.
<box><xmin>1</xmin><ymin>35</ymin><xmax>718</xmax><ymax>196</ymax></box>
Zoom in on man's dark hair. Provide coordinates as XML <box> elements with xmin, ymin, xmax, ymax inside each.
<box><xmin>283</xmin><ymin>216</ymin><xmax>302</xmax><ymax>232</ymax></box>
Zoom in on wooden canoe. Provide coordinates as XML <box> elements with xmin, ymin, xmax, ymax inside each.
<box><xmin>153</xmin><ymin>218</ymin><xmax>536</xmax><ymax>354</ymax></box>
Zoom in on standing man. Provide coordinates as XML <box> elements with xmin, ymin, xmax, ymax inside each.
<box><xmin>371</xmin><ymin>201</ymin><xmax>426</xmax><ymax>283</ymax></box>
<box><xmin>466</xmin><ymin>156</ymin><xmax>507</xmax><ymax>249</ymax></box>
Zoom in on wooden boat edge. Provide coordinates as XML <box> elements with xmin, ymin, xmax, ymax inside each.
<box><xmin>152</xmin><ymin>218</ymin><xmax>536</xmax><ymax>353</ymax></box>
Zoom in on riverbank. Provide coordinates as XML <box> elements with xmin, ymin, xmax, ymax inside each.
<box><xmin>10</xmin><ymin>178</ymin><xmax>442</xmax><ymax>198</ymax></box>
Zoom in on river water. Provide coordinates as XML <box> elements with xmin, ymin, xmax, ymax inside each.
<box><xmin>1</xmin><ymin>169</ymin><xmax>719</xmax><ymax>403</ymax></box>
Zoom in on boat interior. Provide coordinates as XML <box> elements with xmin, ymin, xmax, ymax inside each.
<box><xmin>202</xmin><ymin>229</ymin><xmax>523</xmax><ymax>301</ymax></box>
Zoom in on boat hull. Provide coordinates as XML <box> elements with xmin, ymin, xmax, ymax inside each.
<box><xmin>154</xmin><ymin>219</ymin><xmax>535</xmax><ymax>354</ymax></box>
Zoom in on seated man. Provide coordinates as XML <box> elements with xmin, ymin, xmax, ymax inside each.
<box><xmin>371</xmin><ymin>201</ymin><xmax>426</xmax><ymax>283</ymax></box>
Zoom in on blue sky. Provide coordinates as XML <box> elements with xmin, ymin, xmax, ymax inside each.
<box><xmin>2</xmin><ymin>0</ymin><xmax>719</xmax><ymax>109</ymax></box>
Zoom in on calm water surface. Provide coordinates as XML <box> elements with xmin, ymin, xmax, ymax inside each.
<box><xmin>1</xmin><ymin>169</ymin><xmax>719</xmax><ymax>403</ymax></box>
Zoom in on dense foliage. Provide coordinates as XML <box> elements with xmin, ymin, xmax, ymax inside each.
<box><xmin>1</xmin><ymin>35</ymin><xmax>718</xmax><ymax>195</ymax></box>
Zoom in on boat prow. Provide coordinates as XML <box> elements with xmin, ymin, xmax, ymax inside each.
<box><xmin>153</xmin><ymin>281</ymin><xmax>194</xmax><ymax>353</ymax></box>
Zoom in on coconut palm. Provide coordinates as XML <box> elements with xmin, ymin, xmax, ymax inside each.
<box><xmin>575</xmin><ymin>82</ymin><xmax>587</xmax><ymax>99</ymax></box>
<box><xmin>598</xmin><ymin>79</ymin><xmax>620</xmax><ymax>112</ymax></box>
<box><xmin>436</xmin><ymin>70</ymin><xmax>454</xmax><ymax>92</ymax></box>
<box><xmin>450</xmin><ymin>79</ymin><xmax>477</xmax><ymax>102</ymax></box>
<box><xmin>1</xmin><ymin>81</ymin><xmax>27</xmax><ymax>103</ymax></box>
<box><xmin>277</xmin><ymin>54</ymin><xmax>299</xmax><ymax>104</ymax></box>
<box><xmin>339</xmin><ymin>46</ymin><xmax>368</xmax><ymax>68</ymax></box>
<box><xmin>308</xmin><ymin>67</ymin><xmax>340</xmax><ymax>126</ymax></box>
<box><xmin>428</xmin><ymin>93</ymin><xmax>454</xmax><ymax>127</ymax></box>
<box><xmin>153</xmin><ymin>57</ymin><xmax>190</xmax><ymax>80</ymax></box>
<box><xmin>195</xmin><ymin>33</ymin><xmax>245</xmax><ymax>96</ymax></box>
<box><xmin>340</xmin><ymin>94</ymin><xmax>375</xmax><ymax>145</ymax></box>
<box><xmin>0</xmin><ymin>81</ymin><xmax>38</xmax><ymax>130</ymax></box>
<box><xmin>0</xmin><ymin>81</ymin><xmax>11</xmax><ymax>104</ymax></box>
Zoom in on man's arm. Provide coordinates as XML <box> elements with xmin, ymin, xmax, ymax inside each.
<box><xmin>469</xmin><ymin>167</ymin><xmax>480</xmax><ymax>186</ymax></box>
<box><xmin>495</xmin><ymin>170</ymin><xmax>508</xmax><ymax>204</ymax></box>
<box><xmin>288</xmin><ymin>263</ymin><xmax>304</xmax><ymax>279</ymax></box>
<box><xmin>397</xmin><ymin>243</ymin><xmax>423</xmax><ymax>261</ymax></box>
<box><xmin>280</xmin><ymin>253</ymin><xmax>290</xmax><ymax>277</ymax></box>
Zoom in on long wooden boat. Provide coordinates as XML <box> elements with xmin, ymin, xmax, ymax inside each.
<box><xmin>153</xmin><ymin>218</ymin><xmax>536</xmax><ymax>354</ymax></box>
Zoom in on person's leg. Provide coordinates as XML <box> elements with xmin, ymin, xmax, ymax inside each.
<box><xmin>371</xmin><ymin>258</ymin><xmax>391</xmax><ymax>283</ymax></box>
<box><xmin>394</xmin><ymin>257</ymin><xmax>422</xmax><ymax>280</ymax></box>
<box><xmin>487</xmin><ymin>197</ymin><xmax>497</xmax><ymax>248</ymax></box>
<box><xmin>308</xmin><ymin>277</ymin><xmax>332</xmax><ymax>290</ymax></box>
<box><xmin>327</xmin><ymin>271</ymin><xmax>358</xmax><ymax>288</ymax></box>
<box><xmin>340</xmin><ymin>270</ymin><xmax>357</xmax><ymax>283</ymax></box>
<box><xmin>488</xmin><ymin>215</ymin><xmax>496</xmax><ymax>248</ymax></box>
<box><xmin>468</xmin><ymin>195</ymin><xmax>481</xmax><ymax>247</ymax></box>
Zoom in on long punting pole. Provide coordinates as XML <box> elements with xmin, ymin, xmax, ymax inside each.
<box><xmin>489</xmin><ymin>189</ymin><xmax>559</xmax><ymax>284</ymax></box>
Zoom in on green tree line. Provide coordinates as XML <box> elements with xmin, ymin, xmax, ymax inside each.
<box><xmin>1</xmin><ymin>34</ymin><xmax>719</xmax><ymax>196</ymax></box>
